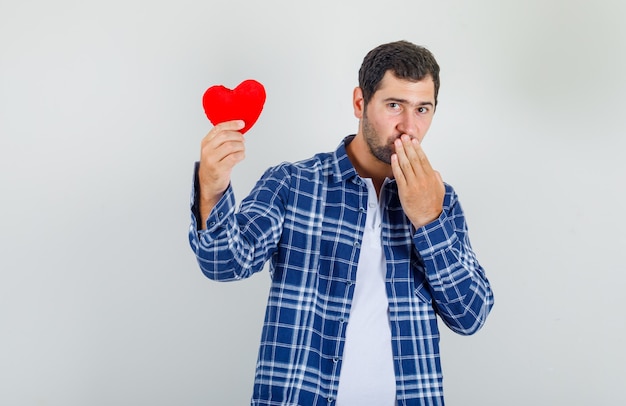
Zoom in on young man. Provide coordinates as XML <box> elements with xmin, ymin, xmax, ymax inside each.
<box><xmin>189</xmin><ymin>40</ymin><xmax>494</xmax><ymax>405</ymax></box>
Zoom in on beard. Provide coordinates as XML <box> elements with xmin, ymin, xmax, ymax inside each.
<box><xmin>362</xmin><ymin>112</ymin><xmax>395</xmax><ymax>165</ymax></box>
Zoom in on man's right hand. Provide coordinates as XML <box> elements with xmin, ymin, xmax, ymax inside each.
<box><xmin>198</xmin><ymin>120</ymin><xmax>246</xmax><ymax>229</ymax></box>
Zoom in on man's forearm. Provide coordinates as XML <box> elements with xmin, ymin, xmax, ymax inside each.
<box><xmin>198</xmin><ymin>193</ymin><xmax>222</xmax><ymax>230</ymax></box>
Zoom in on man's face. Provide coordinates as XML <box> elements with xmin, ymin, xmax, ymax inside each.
<box><xmin>358</xmin><ymin>71</ymin><xmax>436</xmax><ymax>164</ymax></box>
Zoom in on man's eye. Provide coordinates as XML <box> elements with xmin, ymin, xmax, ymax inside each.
<box><xmin>389</xmin><ymin>103</ymin><xmax>400</xmax><ymax>109</ymax></box>
<box><xmin>418</xmin><ymin>107</ymin><xmax>429</xmax><ymax>114</ymax></box>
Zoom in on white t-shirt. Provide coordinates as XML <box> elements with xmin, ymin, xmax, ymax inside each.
<box><xmin>335</xmin><ymin>178</ymin><xmax>396</xmax><ymax>405</ymax></box>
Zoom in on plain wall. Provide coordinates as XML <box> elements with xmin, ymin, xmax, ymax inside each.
<box><xmin>1</xmin><ymin>0</ymin><xmax>625</xmax><ymax>404</ymax></box>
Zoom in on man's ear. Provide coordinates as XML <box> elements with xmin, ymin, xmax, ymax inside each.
<box><xmin>353</xmin><ymin>87</ymin><xmax>365</xmax><ymax>119</ymax></box>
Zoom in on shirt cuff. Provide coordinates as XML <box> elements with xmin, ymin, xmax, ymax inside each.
<box><xmin>190</xmin><ymin>161</ymin><xmax>235</xmax><ymax>232</ymax></box>
<box><xmin>413</xmin><ymin>210</ymin><xmax>458</xmax><ymax>258</ymax></box>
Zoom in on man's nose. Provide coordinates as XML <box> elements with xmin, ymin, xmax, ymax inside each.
<box><xmin>397</xmin><ymin>111</ymin><xmax>417</xmax><ymax>137</ymax></box>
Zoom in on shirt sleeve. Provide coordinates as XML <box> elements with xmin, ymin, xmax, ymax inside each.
<box><xmin>413</xmin><ymin>184</ymin><xmax>494</xmax><ymax>335</ymax></box>
<box><xmin>188</xmin><ymin>162</ymin><xmax>290</xmax><ymax>282</ymax></box>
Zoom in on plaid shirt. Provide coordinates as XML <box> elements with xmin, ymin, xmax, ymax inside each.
<box><xmin>189</xmin><ymin>136</ymin><xmax>494</xmax><ymax>405</ymax></box>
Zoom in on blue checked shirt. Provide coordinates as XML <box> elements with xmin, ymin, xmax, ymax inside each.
<box><xmin>189</xmin><ymin>136</ymin><xmax>494</xmax><ymax>405</ymax></box>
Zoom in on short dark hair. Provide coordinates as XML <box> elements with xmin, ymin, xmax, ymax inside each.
<box><xmin>358</xmin><ymin>40</ymin><xmax>440</xmax><ymax>106</ymax></box>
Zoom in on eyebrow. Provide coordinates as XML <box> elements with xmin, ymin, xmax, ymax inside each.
<box><xmin>383</xmin><ymin>97</ymin><xmax>434</xmax><ymax>108</ymax></box>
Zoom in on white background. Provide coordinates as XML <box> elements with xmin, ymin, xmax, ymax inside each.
<box><xmin>2</xmin><ymin>1</ymin><xmax>625</xmax><ymax>405</ymax></box>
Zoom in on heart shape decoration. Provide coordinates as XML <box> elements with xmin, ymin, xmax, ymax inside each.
<box><xmin>202</xmin><ymin>79</ymin><xmax>266</xmax><ymax>134</ymax></box>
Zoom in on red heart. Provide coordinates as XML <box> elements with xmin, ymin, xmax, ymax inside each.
<box><xmin>202</xmin><ymin>79</ymin><xmax>266</xmax><ymax>134</ymax></box>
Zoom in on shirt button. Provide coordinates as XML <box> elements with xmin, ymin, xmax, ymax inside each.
<box><xmin>359</xmin><ymin>207</ymin><xmax>365</xmax><ymax>213</ymax></box>
<box><xmin>333</xmin><ymin>356</ymin><xmax>339</xmax><ymax>363</ymax></box>
<box><xmin>218</xmin><ymin>212</ymin><xmax>224</xmax><ymax>218</ymax></box>
<box><xmin>354</xmin><ymin>241</ymin><xmax>360</xmax><ymax>248</ymax></box>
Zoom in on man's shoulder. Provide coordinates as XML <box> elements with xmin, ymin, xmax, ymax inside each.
<box><xmin>267</xmin><ymin>150</ymin><xmax>336</xmax><ymax>178</ymax></box>
<box><xmin>261</xmin><ymin>136</ymin><xmax>353</xmax><ymax>184</ymax></box>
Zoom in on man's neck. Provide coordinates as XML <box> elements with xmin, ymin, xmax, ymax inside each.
<box><xmin>345</xmin><ymin>134</ymin><xmax>393</xmax><ymax>197</ymax></box>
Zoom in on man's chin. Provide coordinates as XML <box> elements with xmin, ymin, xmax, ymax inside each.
<box><xmin>367</xmin><ymin>142</ymin><xmax>393</xmax><ymax>165</ymax></box>
<box><xmin>375</xmin><ymin>153</ymin><xmax>392</xmax><ymax>166</ymax></box>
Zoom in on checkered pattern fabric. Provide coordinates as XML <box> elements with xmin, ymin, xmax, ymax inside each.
<box><xmin>189</xmin><ymin>136</ymin><xmax>494</xmax><ymax>405</ymax></box>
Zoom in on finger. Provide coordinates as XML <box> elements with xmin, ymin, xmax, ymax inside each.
<box><xmin>400</xmin><ymin>135</ymin><xmax>421</xmax><ymax>165</ymax></box>
<box><xmin>434</xmin><ymin>170</ymin><xmax>445</xmax><ymax>190</ymax></box>
<box><xmin>411</xmin><ymin>138</ymin><xmax>434</xmax><ymax>172</ymax></box>
<box><xmin>215</xmin><ymin>119</ymin><xmax>246</xmax><ymax>132</ymax></box>
<box><xmin>202</xmin><ymin>135</ymin><xmax>245</xmax><ymax>163</ymax></box>
<box><xmin>200</xmin><ymin>126</ymin><xmax>245</xmax><ymax>163</ymax></box>
<box><xmin>202</xmin><ymin>120</ymin><xmax>246</xmax><ymax>144</ymax></box>
<box><xmin>390</xmin><ymin>154</ymin><xmax>406</xmax><ymax>186</ymax></box>
<box><xmin>394</xmin><ymin>138</ymin><xmax>416</xmax><ymax>178</ymax></box>
<box><xmin>215</xmin><ymin>139</ymin><xmax>246</xmax><ymax>164</ymax></box>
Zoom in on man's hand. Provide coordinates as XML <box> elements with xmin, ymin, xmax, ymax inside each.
<box><xmin>391</xmin><ymin>134</ymin><xmax>445</xmax><ymax>229</ymax></box>
<box><xmin>198</xmin><ymin>120</ymin><xmax>246</xmax><ymax>229</ymax></box>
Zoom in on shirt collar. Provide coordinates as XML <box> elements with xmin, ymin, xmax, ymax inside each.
<box><xmin>331</xmin><ymin>135</ymin><xmax>397</xmax><ymax>192</ymax></box>
<box><xmin>331</xmin><ymin>135</ymin><xmax>360</xmax><ymax>183</ymax></box>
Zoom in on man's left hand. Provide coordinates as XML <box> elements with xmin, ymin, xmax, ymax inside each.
<box><xmin>391</xmin><ymin>134</ymin><xmax>445</xmax><ymax>228</ymax></box>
